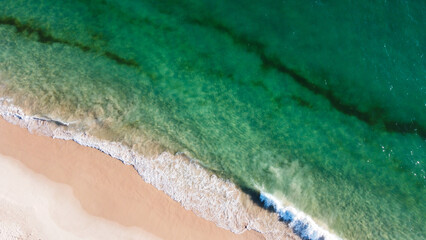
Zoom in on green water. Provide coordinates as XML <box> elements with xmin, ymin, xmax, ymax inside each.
<box><xmin>0</xmin><ymin>0</ymin><xmax>425</xmax><ymax>239</ymax></box>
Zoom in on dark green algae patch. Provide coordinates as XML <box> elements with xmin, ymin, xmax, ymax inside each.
<box><xmin>0</xmin><ymin>16</ymin><xmax>139</xmax><ymax>67</ymax></box>
<box><xmin>1</xmin><ymin>14</ymin><xmax>423</xmax><ymax>138</ymax></box>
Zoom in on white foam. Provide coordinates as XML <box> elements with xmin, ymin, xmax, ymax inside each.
<box><xmin>260</xmin><ymin>192</ymin><xmax>341</xmax><ymax>240</ymax></box>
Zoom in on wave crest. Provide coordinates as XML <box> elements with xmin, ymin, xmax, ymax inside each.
<box><xmin>260</xmin><ymin>192</ymin><xmax>341</xmax><ymax>240</ymax></box>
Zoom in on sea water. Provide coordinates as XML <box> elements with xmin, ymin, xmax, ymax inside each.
<box><xmin>0</xmin><ymin>0</ymin><xmax>424</xmax><ymax>239</ymax></box>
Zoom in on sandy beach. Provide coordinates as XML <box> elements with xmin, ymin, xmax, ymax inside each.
<box><xmin>0</xmin><ymin>117</ymin><xmax>265</xmax><ymax>240</ymax></box>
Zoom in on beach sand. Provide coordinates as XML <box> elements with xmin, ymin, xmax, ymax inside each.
<box><xmin>0</xmin><ymin>117</ymin><xmax>265</xmax><ymax>240</ymax></box>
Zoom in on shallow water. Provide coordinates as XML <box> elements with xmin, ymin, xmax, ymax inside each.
<box><xmin>0</xmin><ymin>0</ymin><xmax>425</xmax><ymax>239</ymax></box>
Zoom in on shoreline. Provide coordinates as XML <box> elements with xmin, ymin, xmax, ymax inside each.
<box><xmin>0</xmin><ymin>117</ymin><xmax>266</xmax><ymax>239</ymax></box>
<box><xmin>0</xmin><ymin>98</ymin><xmax>316</xmax><ymax>239</ymax></box>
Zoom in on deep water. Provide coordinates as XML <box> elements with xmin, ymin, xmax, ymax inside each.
<box><xmin>0</xmin><ymin>0</ymin><xmax>424</xmax><ymax>239</ymax></box>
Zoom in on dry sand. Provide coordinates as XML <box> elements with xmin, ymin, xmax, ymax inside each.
<box><xmin>0</xmin><ymin>153</ymin><xmax>160</xmax><ymax>240</ymax></box>
<box><xmin>0</xmin><ymin>117</ymin><xmax>265</xmax><ymax>240</ymax></box>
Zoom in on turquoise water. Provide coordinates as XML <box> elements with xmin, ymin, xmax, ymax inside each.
<box><xmin>0</xmin><ymin>0</ymin><xmax>425</xmax><ymax>239</ymax></box>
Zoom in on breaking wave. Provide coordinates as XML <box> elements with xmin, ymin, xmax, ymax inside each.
<box><xmin>260</xmin><ymin>192</ymin><xmax>341</xmax><ymax>240</ymax></box>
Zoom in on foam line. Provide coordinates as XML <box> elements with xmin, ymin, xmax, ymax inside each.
<box><xmin>260</xmin><ymin>192</ymin><xmax>341</xmax><ymax>240</ymax></box>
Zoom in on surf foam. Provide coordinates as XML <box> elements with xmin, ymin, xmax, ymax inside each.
<box><xmin>260</xmin><ymin>192</ymin><xmax>341</xmax><ymax>240</ymax></box>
